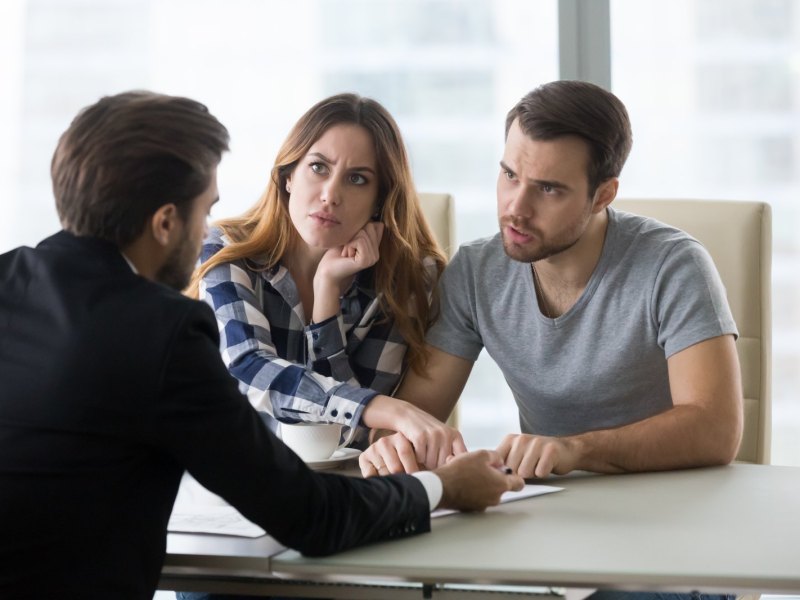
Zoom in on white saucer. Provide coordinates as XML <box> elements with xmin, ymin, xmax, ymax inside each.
<box><xmin>306</xmin><ymin>447</ymin><xmax>362</xmax><ymax>470</ymax></box>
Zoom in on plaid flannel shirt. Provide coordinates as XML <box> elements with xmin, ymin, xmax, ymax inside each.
<box><xmin>199</xmin><ymin>227</ymin><xmax>437</xmax><ymax>441</ymax></box>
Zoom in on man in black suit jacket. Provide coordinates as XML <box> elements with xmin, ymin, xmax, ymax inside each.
<box><xmin>0</xmin><ymin>91</ymin><xmax>522</xmax><ymax>599</ymax></box>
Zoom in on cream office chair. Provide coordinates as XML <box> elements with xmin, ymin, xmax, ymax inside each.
<box><xmin>614</xmin><ymin>199</ymin><xmax>772</xmax><ymax>464</ymax></box>
<box><xmin>417</xmin><ymin>193</ymin><xmax>459</xmax><ymax>427</ymax></box>
<box><xmin>418</xmin><ymin>192</ymin><xmax>456</xmax><ymax>258</ymax></box>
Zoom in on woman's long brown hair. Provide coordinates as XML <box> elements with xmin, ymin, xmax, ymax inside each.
<box><xmin>188</xmin><ymin>93</ymin><xmax>446</xmax><ymax>374</ymax></box>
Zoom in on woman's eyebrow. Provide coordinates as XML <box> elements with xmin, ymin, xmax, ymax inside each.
<box><xmin>308</xmin><ymin>152</ymin><xmax>375</xmax><ymax>174</ymax></box>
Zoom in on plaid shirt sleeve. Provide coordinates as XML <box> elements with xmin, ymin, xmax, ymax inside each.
<box><xmin>199</xmin><ymin>244</ymin><xmax>374</xmax><ymax>435</ymax></box>
<box><xmin>199</xmin><ymin>231</ymin><xmax>440</xmax><ymax>436</ymax></box>
<box><xmin>314</xmin><ymin>255</ymin><xmax>440</xmax><ymax>396</ymax></box>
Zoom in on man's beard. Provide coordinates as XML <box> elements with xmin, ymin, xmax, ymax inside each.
<box><xmin>500</xmin><ymin>219</ymin><xmax>584</xmax><ymax>263</ymax></box>
<box><xmin>156</xmin><ymin>238</ymin><xmax>196</xmax><ymax>291</ymax></box>
<box><xmin>501</xmin><ymin>229</ymin><xmax>580</xmax><ymax>263</ymax></box>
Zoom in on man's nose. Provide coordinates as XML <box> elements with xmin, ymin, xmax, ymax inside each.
<box><xmin>504</xmin><ymin>185</ymin><xmax>533</xmax><ymax>217</ymax></box>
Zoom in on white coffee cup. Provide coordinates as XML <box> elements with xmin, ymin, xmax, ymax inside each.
<box><xmin>280</xmin><ymin>422</ymin><xmax>346</xmax><ymax>462</ymax></box>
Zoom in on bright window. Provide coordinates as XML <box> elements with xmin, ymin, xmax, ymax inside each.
<box><xmin>0</xmin><ymin>0</ymin><xmax>559</xmax><ymax>450</ymax></box>
<box><xmin>612</xmin><ymin>0</ymin><xmax>800</xmax><ymax>465</ymax></box>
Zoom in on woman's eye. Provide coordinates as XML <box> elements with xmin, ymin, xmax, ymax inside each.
<box><xmin>310</xmin><ymin>162</ymin><xmax>327</xmax><ymax>175</ymax></box>
<box><xmin>349</xmin><ymin>173</ymin><xmax>367</xmax><ymax>185</ymax></box>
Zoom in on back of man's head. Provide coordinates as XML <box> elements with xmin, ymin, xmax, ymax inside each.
<box><xmin>52</xmin><ymin>91</ymin><xmax>230</xmax><ymax>247</ymax></box>
<box><xmin>505</xmin><ymin>80</ymin><xmax>632</xmax><ymax>195</ymax></box>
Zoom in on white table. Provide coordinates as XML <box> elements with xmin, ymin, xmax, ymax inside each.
<box><xmin>161</xmin><ymin>464</ymin><xmax>800</xmax><ymax>598</ymax></box>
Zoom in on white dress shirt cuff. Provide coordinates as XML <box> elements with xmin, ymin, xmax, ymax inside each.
<box><xmin>411</xmin><ymin>471</ymin><xmax>443</xmax><ymax>511</ymax></box>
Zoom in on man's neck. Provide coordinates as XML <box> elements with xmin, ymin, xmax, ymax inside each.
<box><xmin>536</xmin><ymin>208</ymin><xmax>610</xmax><ymax>291</ymax></box>
<box><xmin>120</xmin><ymin>237</ymin><xmax>163</xmax><ymax>282</ymax></box>
<box><xmin>119</xmin><ymin>250</ymin><xmax>139</xmax><ymax>274</ymax></box>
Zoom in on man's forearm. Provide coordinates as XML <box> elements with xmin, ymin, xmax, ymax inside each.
<box><xmin>571</xmin><ymin>403</ymin><xmax>743</xmax><ymax>473</ymax></box>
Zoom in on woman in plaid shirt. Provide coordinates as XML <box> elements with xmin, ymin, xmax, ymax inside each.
<box><xmin>188</xmin><ymin>93</ymin><xmax>465</xmax><ymax>473</ymax></box>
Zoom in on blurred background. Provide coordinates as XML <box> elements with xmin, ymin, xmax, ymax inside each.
<box><xmin>1</xmin><ymin>0</ymin><xmax>798</xmax><ymax>468</ymax></box>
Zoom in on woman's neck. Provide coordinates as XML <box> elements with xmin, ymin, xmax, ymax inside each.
<box><xmin>283</xmin><ymin>241</ymin><xmax>327</xmax><ymax>323</ymax></box>
<box><xmin>284</xmin><ymin>240</ymin><xmax>326</xmax><ymax>286</ymax></box>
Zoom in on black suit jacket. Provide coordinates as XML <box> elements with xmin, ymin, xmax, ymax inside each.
<box><xmin>0</xmin><ymin>231</ymin><xmax>429</xmax><ymax>599</ymax></box>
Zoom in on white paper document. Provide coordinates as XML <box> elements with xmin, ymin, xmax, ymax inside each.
<box><xmin>168</xmin><ymin>505</ymin><xmax>266</xmax><ymax>538</ymax></box>
<box><xmin>431</xmin><ymin>484</ymin><xmax>563</xmax><ymax>519</ymax></box>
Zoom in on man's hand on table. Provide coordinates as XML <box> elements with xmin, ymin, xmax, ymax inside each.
<box><xmin>433</xmin><ymin>450</ymin><xmax>525</xmax><ymax>511</ymax></box>
<box><xmin>496</xmin><ymin>433</ymin><xmax>581</xmax><ymax>478</ymax></box>
<box><xmin>360</xmin><ymin>438</ymin><xmax>524</xmax><ymax>512</ymax></box>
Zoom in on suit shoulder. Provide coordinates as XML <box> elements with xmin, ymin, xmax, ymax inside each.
<box><xmin>128</xmin><ymin>279</ymin><xmax>217</xmax><ymax>340</ymax></box>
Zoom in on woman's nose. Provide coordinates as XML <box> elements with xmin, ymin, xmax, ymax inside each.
<box><xmin>320</xmin><ymin>179</ymin><xmax>341</xmax><ymax>206</ymax></box>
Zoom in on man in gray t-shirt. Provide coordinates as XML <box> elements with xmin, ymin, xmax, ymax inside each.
<box><xmin>360</xmin><ymin>80</ymin><xmax>743</xmax><ymax>481</ymax></box>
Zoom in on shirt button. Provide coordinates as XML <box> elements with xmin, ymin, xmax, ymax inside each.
<box><xmin>313</xmin><ymin>346</ymin><xmax>322</xmax><ymax>353</ymax></box>
<box><xmin>344</xmin><ymin>412</ymin><xmax>352</xmax><ymax>419</ymax></box>
<box><xmin>312</xmin><ymin>332</ymin><xmax>319</xmax><ymax>340</ymax></box>
<box><xmin>330</xmin><ymin>409</ymin><xmax>338</xmax><ymax>417</ymax></box>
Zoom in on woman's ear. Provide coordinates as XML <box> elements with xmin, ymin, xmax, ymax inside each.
<box><xmin>285</xmin><ymin>176</ymin><xmax>292</xmax><ymax>194</ymax></box>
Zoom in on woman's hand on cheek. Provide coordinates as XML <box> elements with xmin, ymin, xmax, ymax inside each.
<box><xmin>316</xmin><ymin>222</ymin><xmax>384</xmax><ymax>286</ymax></box>
<box><xmin>312</xmin><ymin>223</ymin><xmax>383</xmax><ymax>324</ymax></box>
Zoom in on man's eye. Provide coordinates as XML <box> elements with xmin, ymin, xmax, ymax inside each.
<box><xmin>504</xmin><ymin>169</ymin><xmax>515</xmax><ymax>180</ymax></box>
<box><xmin>542</xmin><ymin>184</ymin><xmax>554</xmax><ymax>193</ymax></box>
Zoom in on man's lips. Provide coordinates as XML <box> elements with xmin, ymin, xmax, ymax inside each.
<box><xmin>504</xmin><ymin>224</ymin><xmax>534</xmax><ymax>244</ymax></box>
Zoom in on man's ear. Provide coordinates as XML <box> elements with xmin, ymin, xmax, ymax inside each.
<box><xmin>592</xmin><ymin>178</ymin><xmax>619</xmax><ymax>214</ymax></box>
<box><xmin>149</xmin><ymin>203</ymin><xmax>181</xmax><ymax>247</ymax></box>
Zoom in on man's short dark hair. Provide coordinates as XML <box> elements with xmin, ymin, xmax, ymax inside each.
<box><xmin>505</xmin><ymin>80</ymin><xmax>632</xmax><ymax>195</ymax></box>
<box><xmin>52</xmin><ymin>91</ymin><xmax>230</xmax><ymax>246</ymax></box>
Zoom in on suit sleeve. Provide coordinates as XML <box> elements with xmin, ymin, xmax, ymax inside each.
<box><xmin>150</xmin><ymin>301</ymin><xmax>431</xmax><ymax>556</ymax></box>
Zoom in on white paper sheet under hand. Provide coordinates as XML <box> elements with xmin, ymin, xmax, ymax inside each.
<box><xmin>431</xmin><ymin>484</ymin><xmax>563</xmax><ymax>519</ymax></box>
<box><xmin>168</xmin><ymin>505</ymin><xmax>266</xmax><ymax>538</ymax></box>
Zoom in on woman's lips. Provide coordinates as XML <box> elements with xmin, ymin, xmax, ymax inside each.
<box><xmin>309</xmin><ymin>211</ymin><xmax>341</xmax><ymax>227</ymax></box>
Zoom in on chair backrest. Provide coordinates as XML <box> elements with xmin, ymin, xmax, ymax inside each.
<box><xmin>418</xmin><ymin>193</ymin><xmax>456</xmax><ymax>258</ymax></box>
<box><xmin>417</xmin><ymin>193</ymin><xmax>458</xmax><ymax>428</ymax></box>
<box><xmin>614</xmin><ymin>199</ymin><xmax>772</xmax><ymax>464</ymax></box>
